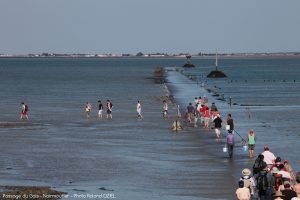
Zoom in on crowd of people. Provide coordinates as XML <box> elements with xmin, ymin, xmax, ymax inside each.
<box><xmin>182</xmin><ymin>96</ymin><xmax>299</xmax><ymax>200</ymax></box>
<box><xmin>183</xmin><ymin>96</ymin><xmax>259</xmax><ymax>159</ymax></box>
<box><xmin>236</xmin><ymin>147</ymin><xmax>300</xmax><ymax>200</ymax></box>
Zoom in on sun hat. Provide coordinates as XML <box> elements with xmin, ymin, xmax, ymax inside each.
<box><xmin>284</xmin><ymin>160</ymin><xmax>288</xmax><ymax>163</ymax></box>
<box><xmin>273</xmin><ymin>191</ymin><xmax>285</xmax><ymax>197</ymax></box>
<box><xmin>242</xmin><ymin>168</ymin><xmax>251</xmax><ymax>176</ymax></box>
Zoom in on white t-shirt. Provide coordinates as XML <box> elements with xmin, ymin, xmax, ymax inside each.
<box><xmin>137</xmin><ymin>103</ymin><xmax>141</xmax><ymax>112</ymax></box>
<box><xmin>236</xmin><ymin>187</ymin><xmax>250</xmax><ymax>200</ymax></box>
<box><xmin>277</xmin><ymin>170</ymin><xmax>291</xmax><ymax>179</ymax></box>
<box><xmin>262</xmin><ymin>150</ymin><xmax>276</xmax><ymax>165</ymax></box>
<box><xmin>163</xmin><ymin>103</ymin><xmax>168</xmax><ymax>111</ymax></box>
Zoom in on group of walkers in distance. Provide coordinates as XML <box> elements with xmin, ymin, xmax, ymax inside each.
<box><xmin>183</xmin><ymin>96</ymin><xmax>259</xmax><ymax>159</ymax></box>
<box><xmin>19</xmin><ymin>100</ymin><xmax>114</xmax><ymax>121</ymax></box>
<box><xmin>19</xmin><ymin>98</ymin><xmax>170</xmax><ymax>121</ymax></box>
<box><xmin>236</xmin><ymin>146</ymin><xmax>300</xmax><ymax>200</ymax></box>
<box><xmin>85</xmin><ymin>99</ymin><xmax>113</xmax><ymax>119</ymax></box>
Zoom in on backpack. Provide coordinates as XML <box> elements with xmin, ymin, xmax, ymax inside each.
<box><xmin>253</xmin><ymin>160</ymin><xmax>261</xmax><ymax>174</ymax></box>
<box><xmin>241</xmin><ymin>176</ymin><xmax>252</xmax><ymax>193</ymax></box>
<box><xmin>25</xmin><ymin>105</ymin><xmax>29</xmax><ymax>112</ymax></box>
<box><xmin>253</xmin><ymin>159</ymin><xmax>267</xmax><ymax>175</ymax></box>
<box><xmin>257</xmin><ymin>172</ymin><xmax>269</xmax><ymax>191</ymax></box>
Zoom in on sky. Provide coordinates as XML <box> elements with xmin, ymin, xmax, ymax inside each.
<box><xmin>0</xmin><ymin>0</ymin><xmax>300</xmax><ymax>54</ymax></box>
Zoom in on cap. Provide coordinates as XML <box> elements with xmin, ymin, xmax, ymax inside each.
<box><xmin>275</xmin><ymin>157</ymin><xmax>282</xmax><ymax>163</ymax></box>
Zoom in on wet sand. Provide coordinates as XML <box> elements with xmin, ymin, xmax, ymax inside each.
<box><xmin>0</xmin><ymin>68</ymin><xmax>254</xmax><ymax>200</ymax></box>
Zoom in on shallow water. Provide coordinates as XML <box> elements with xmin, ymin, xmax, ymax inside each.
<box><xmin>0</xmin><ymin>57</ymin><xmax>299</xmax><ymax>199</ymax></box>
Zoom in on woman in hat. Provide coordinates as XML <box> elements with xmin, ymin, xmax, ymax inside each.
<box><xmin>273</xmin><ymin>191</ymin><xmax>285</xmax><ymax>200</ymax></box>
<box><xmin>240</xmin><ymin>168</ymin><xmax>255</xmax><ymax>197</ymax></box>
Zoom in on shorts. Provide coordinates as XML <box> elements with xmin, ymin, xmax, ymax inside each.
<box><xmin>21</xmin><ymin>111</ymin><xmax>27</xmax><ymax>115</ymax></box>
<box><xmin>204</xmin><ymin>117</ymin><xmax>210</xmax><ymax>123</ymax></box>
<box><xmin>107</xmin><ymin>110</ymin><xmax>112</xmax><ymax>114</ymax></box>
<box><xmin>248</xmin><ymin>144</ymin><xmax>255</xmax><ymax>150</ymax></box>
<box><xmin>137</xmin><ymin>109</ymin><xmax>142</xmax><ymax>115</ymax></box>
<box><xmin>98</xmin><ymin>110</ymin><xmax>103</xmax><ymax>115</ymax></box>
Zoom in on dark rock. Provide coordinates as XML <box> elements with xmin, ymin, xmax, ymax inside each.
<box><xmin>207</xmin><ymin>70</ymin><xmax>227</xmax><ymax>78</ymax></box>
<box><xmin>182</xmin><ymin>63</ymin><xmax>195</xmax><ymax>68</ymax></box>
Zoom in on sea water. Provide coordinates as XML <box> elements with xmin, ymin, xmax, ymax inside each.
<box><xmin>0</xmin><ymin>57</ymin><xmax>299</xmax><ymax>199</ymax></box>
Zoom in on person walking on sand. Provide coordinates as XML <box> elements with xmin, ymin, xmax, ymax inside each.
<box><xmin>98</xmin><ymin>100</ymin><xmax>103</xmax><ymax>119</ymax></box>
<box><xmin>20</xmin><ymin>102</ymin><xmax>29</xmax><ymax>120</ymax></box>
<box><xmin>226</xmin><ymin>130</ymin><xmax>235</xmax><ymax>158</ymax></box>
<box><xmin>136</xmin><ymin>100</ymin><xmax>142</xmax><ymax>119</ymax></box>
<box><xmin>85</xmin><ymin>102</ymin><xmax>92</xmax><ymax>118</ymax></box>
<box><xmin>213</xmin><ymin>114</ymin><xmax>222</xmax><ymax>138</ymax></box>
<box><xmin>199</xmin><ymin>104</ymin><xmax>206</xmax><ymax>125</ymax></box>
<box><xmin>162</xmin><ymin>100</ymin><xmax>168</xmax><ymax>118</ymax></box>
<box><xmin>203</xmin><ymin>106</ymin><xmax>210</xmax><ymax>128</ymax></box>
<box><xmin>226</xmin><ymin>113</ymin><xmax>234</xmax><ymax>132</ymax></box>
<box><xmin>244</xmin><ymin>129</ymin><xmax>256</xmax><ymax>158</ymax></box>
<box><xmin>186</xmin><ymin>103</ymin><xmax>194</xmax><ymax>123</ymax></box>
<box><xmin>240</xmin><ymin>168</ymin><xmax>256</xmax><ymax>197</ymax></box>
<box><xmin>106</xmin><ymin>100</ymin><xmax>113</xmax><ymax>119</ymax></box>
<box><xmin>261</xmin><ymin>145</ymin><xmax>276</xmax><ymax>169</ymax></box>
